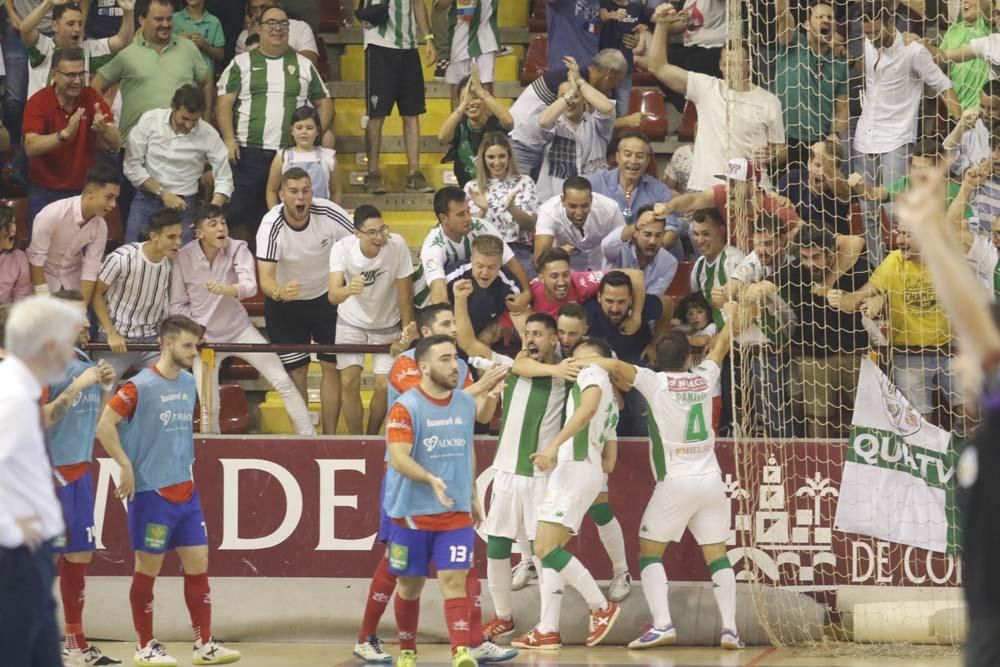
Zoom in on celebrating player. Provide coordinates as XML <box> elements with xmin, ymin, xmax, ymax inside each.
<box><xmin>95</xmin><ymin>315</ymin><xmax>241</xmax><ymax>667</ymax></box>
<box><xmin>44</xmin><ymin>290</ymin><xmax>119</xmax><ymax>667</ymax></box>
<box><xmin>513</xmin><ymin>338</ymin><xmax>621</xmax><ymax>650</ymax></box>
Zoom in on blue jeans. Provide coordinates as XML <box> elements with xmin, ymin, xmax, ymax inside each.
<box><xmin>739</xmin><ymin>348</ymin><xmax>797</xmax><ymax>438</ymax></box>
<box><xmin>511</xmin><ymin>140</ymin><xmax>543</xmax><ymax>182</ymax></box>
<box><xmin>229</xmin><ymin>147</ymin><xmax>276</xmax><ymax>243</ymax></box>
<box><xmin>511</xmin><ymin>242</ymin><xmax>536</xmax><ymax>281</ymax></box>
<box><xmin>0</xmin><ymin>541</ymin><xmax>61</xmax><ymax>667</ymax></box>
<box><xmin>26</xmin><ymin>186</ymin><xmax>77</xmax><ymax>240</ymax></box>
<box><xmin>614</xmin><ymin>75</ymin><xmax>633</xmax><ymax>119</ymax></box>
<box><xmin>125</xmin><ymin>190</ymin><xmax>196</xmax><ymax>244</ymax></box>
<box><xmin>892</xmin><ymin>350</ymin><xmax>960</xmax><ymax>417</ymax></box>
<box><xmin>852</xmin><ymin>142</ymin><xmax>911</xmax><ymax>265</ymax></box>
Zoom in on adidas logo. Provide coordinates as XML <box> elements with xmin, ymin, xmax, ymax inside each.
<box><xmin>373</xmin><ymin>593</ymin><xmax>391</xmax><ymax>603</ymax></box>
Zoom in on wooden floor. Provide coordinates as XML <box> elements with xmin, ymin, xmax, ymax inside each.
<box><xmin>88</xmin><ymin>641</ymin><xmax>963</xmax><ymax>666</ymax></box>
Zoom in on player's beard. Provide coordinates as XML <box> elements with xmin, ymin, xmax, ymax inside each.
<box><xmin>170</xmin><ymin>350</ymin><xmax>195</xmax><ymax>370</ymax></box>
<box><xmin>429</xmin><ymin>367</ymin><xmax>458</xmax><ymax>391</ymax></box>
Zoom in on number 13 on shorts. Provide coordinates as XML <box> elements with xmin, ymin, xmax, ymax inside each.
<box><xmin>449</xmin><ymin>544</ymin><xmax>469</xmax><ymax>563</ymax></box>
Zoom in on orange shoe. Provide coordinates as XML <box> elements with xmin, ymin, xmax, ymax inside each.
<box><xmin>586</xmin><ymin>601</ymin><xmax>621</xmax><ymax>646</ymax></box>
<box><xmin>510</xmin><ymin>628</ymin><xmax>561</xmax><ymax>651</ymax></box>
<box><xmin>482</xmin><ymin>616</ymin><xmax>515</xmax><ymax>641</ymax></box>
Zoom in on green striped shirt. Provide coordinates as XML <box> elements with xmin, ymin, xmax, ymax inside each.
<box><xmin>363</xmin><ymin>0</ymin><xmax>418</xmax><ymax>50</ymax></box>
<box><xmin>27</xmin><ymin>34</ymin><xmax>113</xmax><ymax>99</ymax></box>
<box><xmin>494</xmin><ymin>372</ymin><xmax>567</xmax><ymax>476</ymax></box>
<box><xmin>449</xmin><ymin>0</ymin><xmax>500</xmax><ymax>60</ymax></box>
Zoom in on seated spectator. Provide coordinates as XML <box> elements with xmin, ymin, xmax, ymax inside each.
<box><xmin>172</xmin><ymin>0</ymin><xmax>226</xmax><ymax>74</ymax></box>
<box><xmin>439</xmin><ymin>73</ymin><xmax>514</xmax><ymax>188</ymax></box>
<box><xmin>599</xmin><ymin>0</ymin><xmax>649</xmax><ymax>116</ymax></box>
<box><xmin>444</xmin><ymin>0</ymin><xmax>502</xmax><ymax>110</ymax></box>
<box><xmin>945</xmin><ymin>82</ymin><xmax>1000</xmax><ymax>178</ymax></box>
<box><xmin>328</xmin><ymin>205</ymin><xmax>414</xmax><ymax>435</ymax></box>
<box><xmin>464</xmin><ymin>132</ymin><xmax>537</xmax><ymax>277</ymax></box>
<box><xmin>444</xmin><ymin>235</ymin><xmax>520</xmax><ymax>340</ymax></box>
<box><xmin>170</xmin><ymin>204</ymin><xmax>315</xmax><ymax>436</ymax></box>
<box><xmin>0</xmin><ymin>209</ymin><xmax>32</xmax><ymax>303</ymax></box>
<box><xmin>27</xmin><ymin>163</ymin><xmax>119</xmax><ymax>302</ymax></box>
<box><xmin>601</xmin><ymin>203</ymin><xmax>678</xmax><ymax>294</ymax></box>
<box><xmin>663</xmin><ymin>144</ymin><xmax>693</xmax><ymax>193</ymax></box>
<box><xmin>23</xmin><ymin>46</ymin><xmax>121</xmax><ymax>232</ymax></box>
<box><xmin>934</xmin><ymin>0</ymin><xmax>991</xmax><ymax>110</ymax></box>
<box><xmin>266</xmin><ymin>105</ymin><xmax>341</xmax><ymax>209</ymax></box>
<box><xmin>236</xmin><ymin>0</ymin><xmax>319</xmax><ymax>63</ymax></box>
<box><xmin>647</xmin><ymin>4</ymin><xmax>786</xmax><ymax>192</ymax></box>
<box><xmin>412</xmin><ymin>186</ymin><xmax>532</xmax><ymax>309</ymax></box>
<box><xmin>780</xmin><ymin>139</ymin><xmax>853</xmax><ymax>235</ymax></box>
<box><xmin>689</xmin><ymin>207</ymin><xmax>745</xmax><ymax>326</ymax></box>
<box><xmin>123</xmin><ymin>83</ymin><xmax>232</xmax><ymax>244</ymax></box>
<box><xmin>534</xmin><ymin>177</ymin><xmax>626</xmax><ymax>272</ymax></box>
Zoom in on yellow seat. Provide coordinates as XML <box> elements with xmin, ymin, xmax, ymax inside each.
<box><xmin>383</xmin><ymin>210</ymin><xmax>437</xmax><ymax>248</ymax></box>
<box><xmin>259</xmin><ymin>390</ymin><xmax>375</xmax><ymax>435</ymax></box>
<box><xmin>334</xmin><ymin>98</ymin><xmax>456</xmax><ymax>137</ymax></box>
<box><xmin>497</xmin><ymin>2</ymin><xmax>529</xmax><ymax>27</ymax></box>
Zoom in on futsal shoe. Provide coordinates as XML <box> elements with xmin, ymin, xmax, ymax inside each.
<box><xmin>133</xmin><ymin>640</ymin><xmax>177</xmax><ymax>667</ymax></box>
<box><xmin>720</xmin><ymin>628</ymin><xmax>745</xmax><ymax>650</ymax></box>
<box><xmin>470</xmin><ymin>639</ymin><xmax>518</xmax><ymax>663</ymax></box>
<box><xmin>607</xmin><ymin>572</ymin><xmax>632</xmax><ymax>602</ymax></box>
<box><xmin>65</xmin><ymin>645</ymin><xmax>122</xmax><ymax>665</ymax></box>
<box><xmin>452</xmin><ymin>646</ymin><xmax>477</xmax><ymax>667</ymax></box>
<box><xmin>627</xmin><ymin>624</ymin><xmax>677</xmax><ymax>649</ymax></box>
<box><xmin>482</xmin><ymin>616</ymin><xmax>515</xmax><ymax>641</ymax></box>
<box><xmin>354</xmin><ymin>636</ymin><xmax>393</xmax><ymax>663</ymax></box>
<box><xmin>510</xmin><ymin>559</ymin><xmax>537</xmax><ymax>590</ymax></box>
<box><xmin>585</xmin><ymin>601</ymin><xmax>621</xmax><ymax>646</ymax></box>
<box><xmin>396</xmin><ymin>649</ymin><xmax>417</xmax><ymax>667</ymax></box>
<box><xmin>511</xmin><ymin>628</ymin><xmax>561</xmax><ymax>650</ymax></box>
<box><xmin>192</xmin><ymin>637</ymin><xmax>241</xmax><ymax>664</ymax></box>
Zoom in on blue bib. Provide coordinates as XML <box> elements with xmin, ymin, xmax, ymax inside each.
<box><xmin>47</xmin><ymin>350</ymin><xmax>103</xmax><ymax>467</ymax></box>
<box><xmin>386</xmin><ymin>349</ymin><xmax>471</xmax><ymax>408</ymax></box>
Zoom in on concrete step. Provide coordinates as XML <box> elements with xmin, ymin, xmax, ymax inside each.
<box><xmin>328</xmin><ymin>79</ymin><xmax>525</xmax><ymax>99</ymax></box>
<box><xmin>338</xmin><ymin>45</ymin><xmax>522</xmax><ymax>83</ymax></box>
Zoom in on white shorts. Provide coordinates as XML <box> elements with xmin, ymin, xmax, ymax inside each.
<box><xmin>600</xmin><ymin>472</ymin><xmax>609</xmax><ymax>495</ymax></box>
<box><xmin>445</xmin><ymin>52</ymin><xmax>497</xmax><ymax>85</ymax></box>
<box><xmin>484</xmin><ymin>470</ymin><xmax>547</xmax><ymax>541</ymax></box>
<box><xmin>537</xmin><ymin>461</ymin><xmax>603</xmax><ymax>534</ymax></box>
<box><xmin>335</xmin><ymin>321</ymin><xmax>399</xmax><ymax>374</ymax></box>
<box><xmin>639</xmin><ymin>473</ymin><xmax>729</xmax><ymax>545</ymax></box>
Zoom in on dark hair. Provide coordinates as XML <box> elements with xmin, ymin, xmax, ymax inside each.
<box><xmin>159</xmin><ymin>314</ymin><xmax>204</xmax><ymax>339</ymax></box>
<box><xmin>599</xmin><ymin>270</ymin><xmax>633</xmax><ymax>295</ymax></box>
<box><xmin>53</xmin><ymin>2</ymin><xmax>83</xmax><ymax>22</ymax></box>
<box><xmin>289</xmin><ymin>106</ymin><xmax>322</xmax><ymax>146</ymax></box>
<box><xmin>137</xmin><ymin>0</ymin><xmax>174</xmax><ymax>18</ymax></box>
<box><xmin>677</xmin><ymin>291</ymin><xmax>712</xmax><ymax>324</ymax></box>
<box><xmin>416</xmin><ymin>303</ymin><xmax>453</xmax><ymax>334</ymax></box>
<box><xmin>616</xmin><ymin>129</ymin><xmax>652</xmax><ymax>152</ymax></box>
<box><xmin>354</xmin><ymin>204</ymin><xmax>382</xmax><ymax>229</ymax></box>
<box><xmin>172</xmin><ymin>84</ymin><xmax>206</xmax><ymax>113</ymax></box>
<box><xmin>752</xmin><ymin>212</ymin><xmax>785</xmax><ymax>237</ymax></box>
<box><xmin>860</xmin><ymin>0</ymin><xmax>892</xmax><ymax>21</ymax></box>
<box><xmin>52</xmin><ymin>46</ymin><xmax>84</xmax><ymax>70</ymax></box>
<box><xmin>0</xmin><ymin>205</ymin><xmax>13</xmax><ymax>228</ymax></box>
<box><xmin>84</xmin><ymin>162</ymin><xmax>121</xmax><ymax>189</ymax></box>
<box><xmin>194</xmin><ymin>204</ymin><xmax>227</xmax><ymax>226</ymax></box>
<box><xmin>983</xmin><ymin>79</ymin><xmax>1000</xmax><ymax>99</ymax></box>
<box><xmin>52</xmin><ymin>289</ymin><xmax>84</xmax><ymax>302</ymax></box>
<box><xmin>796</xmin><ymin>223</ymin><xmax>836</xmax><ymax>253</ymax></box>
<box><xmin>148</xmin><ymin>208</ymin><xmax>183</xmax><ymax>234</ymax></box>
<box><xmin>910</xmin><ymin>138</ymin><xmax>944</xmax><ymax>162</ymax></box>
<box><xmin>258</xmin><ymin>3</ymin><xmax>287</xmax><ymax>23</ymax></box>
<box><xmin>536</xmin><ymin>247</ymin><xmax>571</xmax><ymax>271</ymax></box>
<box><xmin>433</xmin><ymin>186</ymin><xmax>468</xmax><ymax>219</ymax></box>
<box><xmin>562</xmin><ymin>176</ymin><xmax>592</xmax><ymax>195</ymax></box>
<box><xmin>525</xmin><ymin>312</ymin><xmax>557</xmax><ymax>333</ymax></box>
<box><xmin>692</xmin><ymin>208</ymin><xmax>725</xmax><ymax>227</ymax></box>
<box><xmin>558</xmin><ymin>302</ymin><xmax>587</xmax><ymax>321</ymax></box>
<box><xmin>245</xmin><ymin>33</ymin><xmax>261</xmax><ymax>47</ymax></box>
<box><xmin>281</xmin><ymin>167</ymin><xmax>311</xmax><ymax>185</ymax></box>
<box><xmin>575</xmin><ymin>337</ymin><xmax>613</xmax><ymax>358</ymax></box>
<box><xmin>655</xmin><ymin>331</ymin><xmax>691</xmax><ymax>371</ymax></box>
<box><xmin>634</xmin><ymin>204</ymin><xmax>656</xmax><ymax>220</ymax></box>
<box><xmin>415</xmin><ymin>333</ymin><xmax>455</xmax><ymax>363</ymax></box>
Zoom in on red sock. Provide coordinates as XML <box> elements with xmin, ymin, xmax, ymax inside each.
<box><xmin>184</xmin><ymin>573</ymin><xmax>212</xmax><ymax>645</ymax></box>
<box><xmin>394</xmin><ymin>596</ymin><xmax>420</xmax><ymax>651</ymax></box>
<box><xmin>465</xmin><ymin>574</ymin><xmax>483</xmax><ymax>647</ymax></box>
<box><xmin>59</xmin><ymin>560</ymin><xmax>89</xmax><ymax>650</ymax></box>
<box><xmin>444</xmin><ymin>597</ymin><xmax>470</xmax><ymax>652</ymax></box>
<box><xmin>129</xmin><ymin>573</ymin><xmax>156</xmax><ymax>647</ymax></box>
<box><xmin>358</xmin><ymin>556</ymin><xmax>398</xmax><ymax>642</ymax></box>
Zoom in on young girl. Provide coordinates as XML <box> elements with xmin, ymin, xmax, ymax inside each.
<box><xmin>675</xmin><ymin>290</ymin><xmax>722</xmax><ymax>429</ymax></box>
<box><xmin>439</xmin><ymin>70</ymin><xmax>514</xmax><ymax>187</ymax></box>
<box><xmin>266</xmin><ymin>106</ymin><xmax>341</xmax><ymax>207</ymax></box>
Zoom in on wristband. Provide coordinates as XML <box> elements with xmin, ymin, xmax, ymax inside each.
<box><xmin>424</xmin><ymin>35</ymin><xmax>434</xmax><ymax>41</ymax></box>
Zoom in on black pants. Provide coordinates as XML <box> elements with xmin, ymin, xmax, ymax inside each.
<box><xmin>0</xmin><ymin>541</ymin><xmax>60</xmax><ymax>667</ymax></box>
<box><xmin>966</xmin><ymin>615</ymin><xmax>1000</xmax><ymax>667</ymax></box>
<box><xmin>228</xmin><ymin>147</ymin><xmax>276</xmax><ymax>247</ymax></box>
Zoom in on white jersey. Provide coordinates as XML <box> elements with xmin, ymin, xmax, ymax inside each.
<box><xmin>27</xmin><ymin>34</ymin><xmax>112</xmax><ymax>98</ymax></box>
<box><xmin>633</xmin><ymin>362</ymin><xmax>721</xmax><ymax>480</ymax></box>
<box><xmin>412</xmin><ymin>218</ymin><xmax>515</xmax><ymax>307</ymax></box>
<box><xmin>329</xmin><ymin>233</ymin><xmax>413</xmax><ymax>329</ymax></box>
<box><xmin>494</xmin><ymin>372</ymin><xmax>567</xmax><ymax>477</ymax></box>
<box><xmin>557</xmin><ymin>365</ymin><xmax>618</xmax><ymax>469</ymax></box>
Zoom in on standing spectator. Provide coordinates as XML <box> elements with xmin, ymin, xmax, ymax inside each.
<box><xmin>255</xmin><ymin>168</ymin><xmax>354</xmax><ymax>435</ymax></box>
<box><xmin>0</xmin><ymin>209</ymin><xmax>31</xmax><ymax>303</ymax></box>
<box><xmin>601</xmin><ymin>204</ymin><xmax>678</xmax><ymax>294</ymax></box>
<box><xmin>85</xmin><ymin>0</ymin><xmax>124</xmax><ymax>38</ymax></box>
<box><xmin>0</xmin><ymin>296</ymin><xmax>86</xmax><ymax>667</ymax></box>
<box><xmin>328</xmin><ymin>204</ymin><xmax>414</xmax><ymax>436</ymax></box>
<box><xmin>464</xmin><ymin>132</ymin><xmax>538</xmax><ymax>277</ymax></box>
<box><xmin>2</xmin><ymin>0</ymin><xmax>52</xmax><ymax>145</ymax></box>
<box><xmin>171</xmin><ymin>204</ymin><xmax>316</xmax><ymax>436</ymax></box>
<box><xmin>23</xmin><ymin>46</ymin><xmax>120</xmax><ymax>231</ymax></box>
<box><xmin>439</xmin><ymin>72</ymin><xmax>514</xmax><ymax>188</ymax></box>
<box><xmin>235</xmin><ymin>0</ymin><xmax>318</xmax><ymax>63</ymax></box>
<box><xmin>172</xmin><ymin>0</ymin><xmax>226</xmax><ymax>74</ymax></box>
<box><xmin>206</xmin><ymin>0</ymin><xmax>244</xmax><ymax>66</ymax></box>
<box><xmin>92</xmin><ymin>208</ymin><xmax>181</xmax><ymax>382</ymax></box>
<box><xmin>123</xmin><ymin>83</ymin><xmax>232</xmax><ymax>244</ymax></box>
<box><xmin>20</xmin><ymin>0</ymin><xmax>135</xmax><ymax>99</ymax></box>
<box><xmin>599</xmin><ymin>0</ymin><xmax>648</xmax><ymax>116</ymax></box>
<box><xmin>689</xmin><ymin>208</ymin><xmax>745</xmax><ymax>326</ymax></box>
<box><xmin>218</xmin><ymin>3</ymin><xmax>331</xmax><ymax>241</ymax></box>
<box><xmin>265</xmin><ymin>105</ymin><xmax>340</xmax><ymax>209</ymax></box>
<box><xmin>933</xmin><ymin>0</ymin><xmax>991</xmax><ymax>110</ymax></box>
<box><xmin>944</xmin><ymin>82</ymin><xmax>1000</xmax><ymax>177</ymax></box>
<box><xmin>534</xmin><ymin>177</ymin><xmax>626</xmax><ymax>271</ymax></box>
<box><xmin>441</xmin><ymin>0</ymin><xmax>501</xmax><ymax>110</ymax></box>
<box><xmin>647</xmin><ymin>4</ymin><xmax>787</xmax><ymax>192</ymax></box>
<box><xmin>360</xmin><ymin>0</ymin><xmax>435</xmax><ymax>195</ymax></box>
<box><xmin>654</xmin><ymin>0</ymin><xmax>726</xmax><ymax>110</ymax></box>
<box><xmin>547</xmin><ymin>0</ymin><xmax>600</xmax><ymax>70</ymax></box>
<box><xmin>780</xmin><ymin>139</ymin><xmax>853</xmax><ymax>235</ymax></box>
<box><xmin>26</xmin><ymin>162</ymin><xmax>118</xmax><ymax>302</ymax></box>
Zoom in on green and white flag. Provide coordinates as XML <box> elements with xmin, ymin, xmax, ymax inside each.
<box><xmin>833</xmin><ymin>357</ymin><xmax>960</xmax><ymax>554</ymax></box>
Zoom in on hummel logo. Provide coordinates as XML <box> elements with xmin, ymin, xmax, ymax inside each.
<box><xmin>452</xmin><ymin>620</ymin><xmax>470</xmax><ymax>631</ymax></box>
<box><xmin>372</xmin><ymin>593</ymin><xmax>391</xmax><ymax>603</ymax></box>
<box><xmin>398</xmin><ymin>631</ymin><xmax>415</xmax><ymax>640</ymax></box>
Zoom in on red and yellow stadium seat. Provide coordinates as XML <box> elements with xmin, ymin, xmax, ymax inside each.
<box><xmin>629</xmin><ymin>87</ymin><xmax>668</xmax><ymax>141</ymax></box>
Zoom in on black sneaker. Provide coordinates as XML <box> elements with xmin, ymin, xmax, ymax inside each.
<box><xmin>364</xmin><ymin>172</ymin><xmax>388</xmax><ymax>195</ymax></box>
<box><xmin>434</xmin><ymin>58</ymin><xmax>450</xmax><ymax>79</ymax></box>
<box><xmin>406</xmin><ymin>171</ymin><xmax>433</xmax><ymax>193</ymax></box>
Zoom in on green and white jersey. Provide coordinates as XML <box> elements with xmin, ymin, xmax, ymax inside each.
<box><xmin>219</xmin><ymin>49</ymin><xmax>329</xmax><ymax>151</ymax></box>
<box><xmin>27</xmin><ymin>34</ymin><xmax>112</xmax><ymax>98</ymax></box>
<box><xmin>411</xmin><ymin>218</ymin><xmax>514</xmax><ymax>307</ymax></box>
<box><xmin>557</xmin><ymin>365</ymin><xmax>618</xmax><ymax>469</ymax></box>
<box><xmin>494</xmin><ymin>371</ymin><xmax>567</xmax><ymax>477</ymax></box>
<box><xmin>363</xmin><ymin>0</ymin><xmax>418</xmax><ymax>50</ymax></box>
<box><xmin>449</xmin><ymin>0</ymin><xmax>500</xmax><ymax>60</ymax></box>
<box><xmin>633</xmin><ymin>363</ymin><xmax>721</xmax><ymax>481</ymax></box>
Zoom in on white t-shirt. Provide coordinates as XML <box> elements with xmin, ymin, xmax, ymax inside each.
<box><xmin>966</xmin><ymin>234</ymin><xmax>997</xmax><ymax>300</ymax></box>
<box><xmin>686</xmin><ymin>72</ymin><xmax>785</xmax><ymax>192</ymax></box>
<box><xmin>27</xmin><ymin>34</ymin><xmax>111</xmax><ymax>98</ymax></box>
<box><xmin>255</xmin><ymin>198</ymin><xmax>354</xmax><ymax>301</ymax></box>
<box><xmin>682</xmin><ymin>0</ymin><xmax>726</xmax><ymax>49</ymax></box>
<box><xmin>557</xmin><ymin>365</ymin><xmax>618</xmax><ymax>469</ymax></box>
<box><xmin>970</xmin><ymin>35</ymin><xmax>1000</xmax><ymax>80</ymax></box>
<box><xmin>633</xmin><ymin>362</ymin><xmax>721</xmax><ymax>480</ymax></box>
<box><xmin>329</xmin><ymin>233</ymin><xmax>413</xmax><ymax>329</ymax></box>
<box><xmin>236</xmin><ymin>18</ymin><xmax>318</xmax><ymax>55</ymax></box>
<box><xmin>535</xmin><ymin>193</ymin><xmax>626</xmax><ymax>271</ymax></box>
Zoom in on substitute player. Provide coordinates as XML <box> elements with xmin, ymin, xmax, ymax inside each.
<box><xmin>44</xmin><ymin>290</ymin><xmax>119</xmax><ymax>667</ymax></box>
<box><xmin>95</xmin><ymin>315</ymin><xmax>241</xmax><ymax>667</ymax></box>
<box><xmin>578</xmin><ymin>312</ymin><xmax>743</xmax><ymax>650</ymax></box>
<box><xmin>513</xmin><ymin>338</ymin><xmax>621</xmax><ymax>650</ymax></box>
<box><xmin>384</xmin><ymin>335</ymin><xmax>504</xmax><ymax>667</ymax></box>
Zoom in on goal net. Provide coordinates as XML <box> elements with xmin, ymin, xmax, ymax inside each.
<box><xmin>723</xmin><ymin>0</ymin><xmax>968</xmax><ymax>648</ymax></box>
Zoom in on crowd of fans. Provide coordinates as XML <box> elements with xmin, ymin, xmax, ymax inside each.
<box><xmin>0</xmin><ymin>0</ymin><xmax>991</xmax><ymax>438</ymax></box>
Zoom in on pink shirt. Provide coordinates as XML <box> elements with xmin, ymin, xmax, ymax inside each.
<box><xmin>170</xmin><ymin>237</ymin><xmax>257</xmax><ymax>342</ymax></box>
<box><xmin>26</xmin><ymin>196</ymin><xmax>108</xmax><ymax>292</ymax></box>
<box><xmin>530</xmin><ymin>270</ymin><xmax>605</xmax><ymax>317</ymax></box>
<box><xmin>0</xmin><ymin>249</ymin><xmax>33</xmax><ymax>303</ymax></box>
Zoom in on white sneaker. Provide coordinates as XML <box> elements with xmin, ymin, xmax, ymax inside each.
<box><xmin>720</xmin><ymin>628</ymin><xmax>745</xmax><ymax>650</ymax></box>
<box><xmin>510</xmin><ymin>559</ymin><xmax>537</xmax><ymax>591</ymax></box>
<box><xmin>133</xmin><ymin>640</ymin><xmax>177</xmax><ymax>667</ymax></box>
<box><xmin>470</xmin><ymin>639</ymin><xmax>518</xmax><ymax>663</ymax></box>
<box><xmin>72</xmin><ymin>645</ymin><xmax>122</xmax><ymax>666</ymax></box>
<box><xmin>607</xmin><ymin>571</ymin><xmax>632</xmax><ymax>602</ymax></box>
<box><xmin>192</xmin><ymin>637</ymin><xmax>241</xmax><ymax>665</ymax></box>
<box><xmin>354</xmin><ymin>636</ymin><xmax>393</xmax><ymax>663</ymax></box>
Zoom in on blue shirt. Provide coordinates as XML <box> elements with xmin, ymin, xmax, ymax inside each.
<box><xmin>547</xmin><ymin>0</ymin><xmax>600</xmax><ymax>71</ymax></box>
<box><xmin>587</xmin><ymin>169</ymin><xmax>685</xmax><ymax>260</ymax></box>
<box><xmin>47</xmin><ymin>349</ymin><xmax>103</xmax><ymax>467</ymax></box>
<box><xmin>600</xmin><ymin>231</ymin><xmax>678</xmax><ymax>294</ymax></box>
<box><xmin>585</xmin><ymin>294</ymin><xmax>663</xmax><ymax>364</ymax></box>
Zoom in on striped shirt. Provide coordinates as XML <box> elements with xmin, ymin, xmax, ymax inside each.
<box><xmin>557</xmin><ymin>365</ymin><xmax>618</xmax><ymax>468</ymax></box>
<box><xmin>363</xmin><ymin>0</ymin><xmax>419</xmax><ymax>50</ymax></box>
<box><xmin>690</xmin><ymin>245</ymin><xmax>745</xmax><ymax>327</ymax></box>
<box><xmin>27</xmin><ymin>34</ymin><xmax>113</xmax><ymax>98</ymax></box>
<box><xmin>219</xmin><ymin>49</ymin><xmax>329</xmax><ymax>150</ymax></box>
<box><xmin>449</xmin><ymin>0</ymin><xmax>500</xmax><ymax>60</ymax></box>
<box><xmin>98</xmin><ymin>242</ymin><xmax>172</xmax><ymax>340</ymax></box>
<box><xmin>494</xmin><ymin>371</ymin><xmax>566</xmax><ymax>477</ymax></box>
<box><xmin>972</xmin><ymin>177</ymin><xmax>1000</xmax><ymax>236</ymax></box>
<box><xmin>255</xmin><ymin>198</ymin><xmax>354</xmax><ymax>301</ymax></box>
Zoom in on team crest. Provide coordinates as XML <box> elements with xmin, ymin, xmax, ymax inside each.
<box><xmin>144</xmin><ymin>523</ymin><xmax>169</xmax><ymax>550</ymax></box>
<box><xmin>287</xmin><ymin>64</ymin><xmax>297</xmax><ymax>76</ymax></box>
<box><xmin>389</xmin><ymin>542</ymin><xmax>409</xmax><ymax>570</ymax></box>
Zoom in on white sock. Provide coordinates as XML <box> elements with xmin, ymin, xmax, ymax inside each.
<box><xmin>558</xmin><ymin>554</ymin><xmax>607</xmax><ymax>612</ymax></box>
<box><xmin>537</xmin><ymin>566</ymin><xmax>563</xmax><ymax>633</ymax></box>
<box><xmin>640</xmin><ymin>561</ymin><xmax>673</xmax><ymax>629</ymax></box>
<box><xmin>533</xmin><ymin>555</ymin><xmax>546</xmax><ymax>620</ymax></box>
<box><xmin>711</xmin><ymin>565</ymin><xmax>737</xmax><ymax>632</ymax></box>
<box><xmin>516</xmin><ymin>539</ymin><xmax>532</xmax><ymax>564</ymax></box>
<box><xmin>487</xmin><ymin>558</ymin><xmax>513</xmax><ymax>620</ymax></box>
<box><xmin>596</xmin><ymin>517</ymin><xmax>628</xmax><ymax>576</ymax></box>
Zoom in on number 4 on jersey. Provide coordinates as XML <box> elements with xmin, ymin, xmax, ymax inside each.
<box><xmin>684</xmin><ymin>403</ymin><xmax>708</xmax><ymax>442</ymax></box>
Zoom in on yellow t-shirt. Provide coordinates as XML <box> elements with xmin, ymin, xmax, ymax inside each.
<box><xmin>869</xmin><ymin>250</ymin><xmax>951</xmax><ymax>348</ymax></box>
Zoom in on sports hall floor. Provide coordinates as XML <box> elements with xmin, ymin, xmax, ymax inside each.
<box><xmin>91</xmin><ymin>642</ymin><xmax>962</xmax><ymax>666</ymax></box>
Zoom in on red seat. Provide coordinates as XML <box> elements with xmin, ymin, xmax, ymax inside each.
<box><xmin>193</xmin><ymin>384</ymin><xmax>250</xmax><ymax>434</ymax></box>
<box><xmin>665</xmin><ymin>260</ymin><xmax>694</xmax><ymax>298</ymax></box>
<box><xmin>628</xmin><ymin>87</ymin><xmax>668</xmax><ymax>141</ymax></box>
<box><xmin>319</xmin><ymin>0</ymin><xmax>346</xmax><ymax>32</ymax></box>
<box><xmin>521</xmin><ymin>34</ymin><xmax>548</xmax><ymax>86</ymax></box>
<box><xmin>632</xmin><ymin>67</ymin><xmax>656</xmax><ymax>86</ymax></box>
<box><xmin>220</xmin><ymin>357</ymin><xmax>260</xmax><ymax>381</ymax></box>
<box><xmin>677</xmin><ymin>101</ymin><xmax>698</xmax><ymax>143</ymax></box>
<box><xmin>105</xmin><ymin>205</ymin><xmax>122</xmax><ymax>243</ymax></box>
<box><xmin>528</xmin><ymin>0</ymin><xmax>547</xmax><ymax>32</ymax></box>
